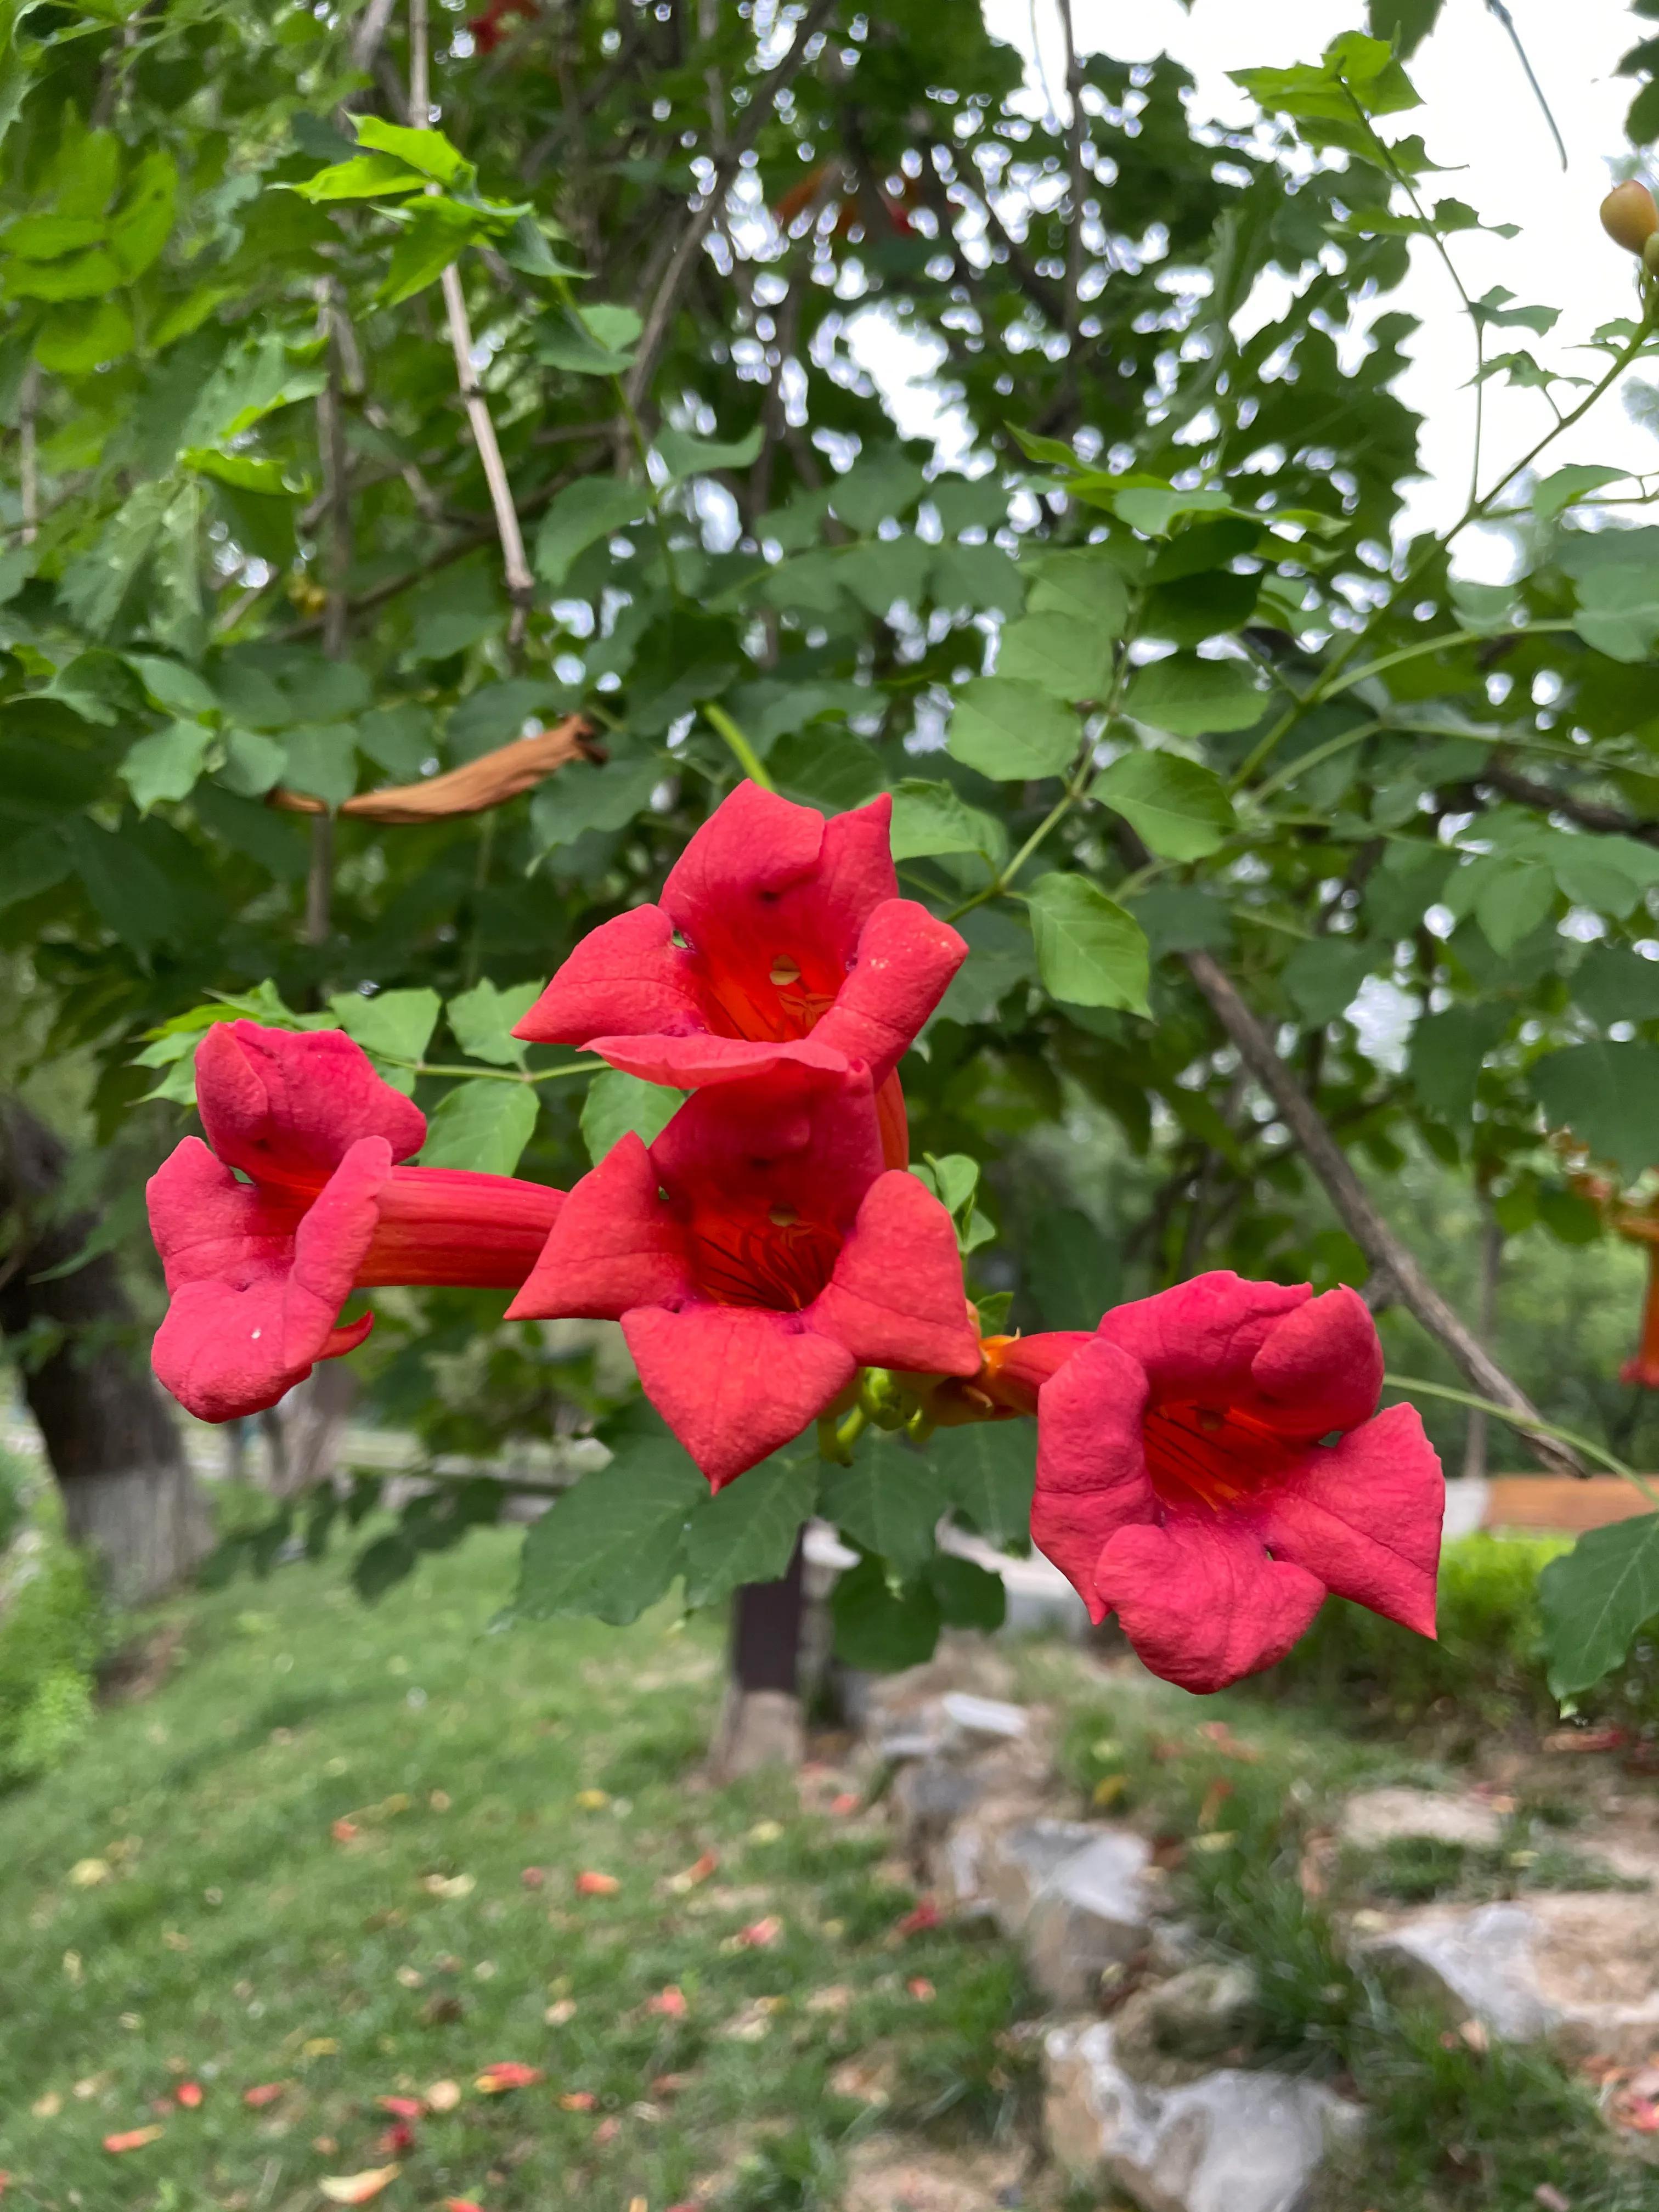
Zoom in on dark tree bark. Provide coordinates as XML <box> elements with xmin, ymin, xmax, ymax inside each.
<box><xmin>0</xmin><ymin>1099</ymin><xmax>212</xmax><ymax>1601</ymax></box>
<box><xmin>708</xmin><ymin>1534</ymin><xmax>807</xmax><ymax>1780</ymax></box>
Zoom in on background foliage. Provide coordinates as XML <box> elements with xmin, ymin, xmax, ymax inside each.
<box><xmin>12</xmin><ymin>0</ymin><xmax>1659</xmax><ymax>1687</ymax></box>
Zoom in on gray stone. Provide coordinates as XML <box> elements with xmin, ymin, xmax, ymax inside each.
<box><xmin>1126</xmin><ymin>1963</ymin><xmax>1261</xmax><ymax>2066</ymax></box>
<box><xmin>1045</xmin><ymin>2019</ymin><xmax>1363</xmax><ymax>2212</ymax></box>
<box><xmin>981</xmin><ymin>1820</ymin><xmax>1154</xmax><ymax>2006</ymax></box>
<box><xmin>939</xmin><ymin>1690</ymin><xmax>1030</xmax><ymax>1747</ymax></box>
<box><xmin>1338</xmin><ymin>1787</ymin><xmax>1504</xmax><ymax>1853</ymax></box>
<box><xmin>891</xmin><ymin>1758</ymin><xmax>987</xmax><ymax>1855</ymax></box>
<box><xmin>1361</xmin><ymin>1892</ymin><xmax>1659</xmax><ymax>2061</ymax></box>
<box><xmin>986</xmin><ymin>1820</ymin><xmax>1103</xmax><ymax>1935</ymax></box>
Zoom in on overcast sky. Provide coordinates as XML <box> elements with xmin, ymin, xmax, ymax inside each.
<box><xmin>955</xmin><ymin>1</ymin><xmax>1653</xmax><ymax>573</ymax></box>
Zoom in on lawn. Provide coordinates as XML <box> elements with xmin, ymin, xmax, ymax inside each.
<box><xmin>0</xmin><ymin>1530</ymin><xmax>1031</xmax><ymax>2212</ymax></box>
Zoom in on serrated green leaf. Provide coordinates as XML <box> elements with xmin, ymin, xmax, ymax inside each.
<box><xmin>655</xmin><ymin>424</ymin><xmax>764</xmax><ymax>482</ymax></box>
<box><xmin>681</xmin><ymin>1449</ymin><xmax>818</xmax><ymax>1608</ymax></box>
<box><xmin>353</xmin><ymin>114</ymin><xmax>471</xmax><ymax>185</ymax></box>
<box><xmin>381</xmin><ymin>196</ymin><xmax>484</xmax><ymax>306</ymax></box>
<box><xmin>831</xmin><ymin>1552</ymin><xmax>942</xmax><ymax>1672</ymax></box>
<box><xmin>417</xmin><ymin>1077</ymin><xmax>538</xmax><ymax>1174</ymax></box>
<box><xmin>947</xmin><ymin>676</ymin><xmax>1077</xmax><ymax>781</ymax></box>
<box><xmin>330</xmin><ymin>987</ymin><xmax>441</xmax><ymax>1076</ymax></box>
<box><xmin>997</xmin><ymin>610</ymin><xmax>1113</xmax><ymax>703</ymax></box>
<box><xmin>581</xmin><ymin>1068</ymin><xmax>681</xmax><ymax>1165</ymax></box>
<box><xmin>128</xmin><ymin>654</ymin><xmax>218</xmax><ymax>720</ymax></box>
<box><xmin>1027</xmin><ymin>873</ymin><xmax>1150</xmax><ymax>1016</ymax></box>
<box><xmin>35</xmin><ymin>296</ymin><xmax>132</xmax><ymax>373</ymax></box>
<box><xmin>515</xmin><ymin>1436</ymin><xmax>704</xmax><ymax>1626</ymax></box>
<box><xmin>291</xmin><ymin>151</ymin><xmax>426</xmax><ymax>201</ymax></box>
<box><xmin>534</xmin><ymin>478</ymin><xmax>652</xmax><ymax>587</ymax></box>
<box><xmin>927</xmin><ymin>1552</ymin><xmax>1007</xmax><ymax>1632</ymax></box>
<box><xmin>530</xmin><ymin>755</ymin><xmax>662</xmax><ymax>853</ymax></box>
<box><xmin>1282</xmin><ymin>937</ymin><xmax>1375</xmax><ymax>1028</ymax></box>
<box><xmin>1408</xmin><ymin>1003</ymin><xmax>1508</xmax><ymax>1126</ymax></box>
<box><xmin>927</xmin><ymin>1422</ymin><xmax>1035</xmax><ymax>1550</ymax></box>
<box><xmin>119</xmin><ymin>719</ymin><xmax>213</xmax><ymax>812</ymax></box>
<box><xmin>1534</xmin><ymin>464</ymin><xmax>1624</xmax><ymax>523</ymax></box>
<box><xmin>888</xmin><ymin>777</ymin><xmax>1001</xmax><ymax>863</ymax></box>
<box><xmin>1126</xmin><ymin>654</ymin><xmax>1265</xmax><ymax>737</ymax></box>
<box><xmin>1532</xmin><ymin>1041</ymin><xmax>1659</xmax><ymax>1181</ymax></box>
<box><xmin>281</xmin><ymin>722</ymin><xmax>358</xmax><ymax>810</ymax></box>
<box><xmin>820</xmin><ymin>1433</ymin><xmax>950</xmax><ymax>1575</ymax></box>
<box><xmin>1539</xmin><ymin>1515</ymin><xmax>1659</xmax><ymax>1697</ymax></box>
<box><xmin>769</xmin><ymin>727</ymin><xmax>886</xmax><ymax>813</ymax></box>
<box><xmin>218</xmin><ymin>728</ymin><xmax>287</xmax><ymax>798</ymax></box>
<box><xmin>1092</xmin><ymin>751</ymin><xmax>1235</xmax><ymax>860</ymax></box>
<box><xmin>447</xmin><ymin>978</ymin><xmax>541</xmax><ymax>1067</ymax></box>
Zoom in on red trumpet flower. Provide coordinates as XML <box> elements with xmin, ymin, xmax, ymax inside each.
<box><xmin>1031</xmin><ymin>1273</ymin><xmax>1444</xmax><ymax>1694</ymax></box>
<box><xmin>148</xmin><ymin>1023</ymin><xmax>563</xmax><ymax>1422</ymax></box>
<box><xmin>508</xmin><ymin>1063</ymin><xmax>979</xmax><ymax>1487</ymax></box>
<box><xmin>513</xmin><ymin>783</ymin><xmax>964</xmax><ymax>1166</ymax></box>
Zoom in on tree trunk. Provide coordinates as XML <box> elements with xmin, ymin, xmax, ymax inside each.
<box><xmin>708</xmin><ymin>1536</ymin><xmax>807</xmax><ymax>1781</ymax></box>
<box><xmin>0</xmin><ymin>1099</ymin><xmax>212</xmax><ymax>1602</ymax></box>
<box><xmin>268</xmin><ymin>1362</ymin><xmax>358</xmax><ymax>1500</ymax></box>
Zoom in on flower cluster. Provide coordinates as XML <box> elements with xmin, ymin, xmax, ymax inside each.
<box><xmin>144</xmin><ymin>781</ymin><xmax>1444</xmax><ymax>1692</ymax></box>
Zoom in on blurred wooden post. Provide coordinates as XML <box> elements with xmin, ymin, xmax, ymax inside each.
<box><xmin>709</xmin><ymin>1534</ymin><xmax>806</xmax><ymax>1780</ymax></box>
<box><xmin>1463</xmin><ymin>1206</ymin><xmax>1504</xmax><ymax>1481</ymax></box>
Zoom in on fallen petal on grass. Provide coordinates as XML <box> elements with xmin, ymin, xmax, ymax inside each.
<box><xmin>574</xmin><ymin>1870</ymin><xmax>619</xmax><ymax>1897</ymax></box>
<box><xmin>474</xmin><ymin>2063</ymin><xmax>543</xmax><ymax>2094</ymax></box>
<box><xmin>174</xmin><ymin>2081</ymin><xmax>204</xmax><ymax>2108</ymax></box>
<box><xmin>319</xmin><ymin>2165</ymin><xmax>401</xmax><ymax>2204</ymax></box>
<box><xmin>425</xmin><ymin>2080</ymin><xmax>462</xmax><ymax>2113</ymax></box>
<box><xmin>242</xmin><ymin>2083</ymin><xmax>286</xmax><ymax>2108</ymax></box>
<box><xmin>102</xmin><ymin>2127</ymin><xmax>164</xmax><ymax>2154</ymax></box>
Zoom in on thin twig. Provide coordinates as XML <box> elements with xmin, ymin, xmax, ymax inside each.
<box><xmin>1058</xmin><ymin>0</ymin><xmax>1085</xmax><ymax>365</ymax></box>
<box><xmin>625</xmin><ymin>0</ymin><xmax>840</xmax><ymax>413</ymax></box>
<box><xmin>408</xmin><ymin>0</ymin><xmax>535</xmax><ymax>641</ymax></box>
<box><xmin>1484</xmin><ymin>0</ymin><xmax>1568</xmax><ymax>171</ymax></box>
<box><xmin>1181</xmin><ymin>945</ymin><xmax>1582</xmax><ymax>1475</ymax></box>
<box><xmin>351</xmin><ymin>0</ymin><xmax>400</xmax><ymax>73</ymax></box>
<box><xmin>308</xmin><ymin>278</ymin><xmax>354</xmax><ymax>949</ymax></box>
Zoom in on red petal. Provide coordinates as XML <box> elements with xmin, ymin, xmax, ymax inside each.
<box><xmin>588</xmin><ymin>1030</ymin><xmax>848</xmax><ymax>1088</ymax></box>
<box><xmin>242</xmin><ymin>2083</ymin><xmax>286</xmax><ymax>2108</ymax></box>
<box><xmin>812</xmin><ymin>899</ymin><xmax>968</xmax><ymax>1087</ymax></box>
<box><xmin>809</xmin><ymin>1171</ymin><xmax>979</xmax><ymax>1377</ymax></box>
<box><xmin>1250</xmin><ymin>1284</ymin><xmax>1384</xmax><ymax>1437</ymax></box>
<box><xmin>196</xmin><ymin>1020</ymin><xmax>425</xmax><ymax>1181</ymax></box>
<box><xmin>514</xmin><ymin>903</ymin><xmax>701</xmax><ymax>1046</ymax></box>
<box><xmin>1031</xmin><ymin>1335</ymin><xmax>1159</xmax><ymax>1618</ymax></box>
<box><xmin>624</xmin><ymin>1303</ymin><xmax>855</xmax><ymax>1487</ymax></box>
<box><xmin>1096</xmin><ymin>1272</ymin><xmax>1310</xmax><ymax>1403</ymax></box>
<box><xmin>508</xmin><ymin>1133</ymin><xmax>692</xmax><ymax>1321</ymax></box>
<box><xmin>103</xmin><ymin>2128</ymin><xmax>165</xmax><ymax>2154</ymax></box>
<box><xmin>1250</xmin><ymin>1402</ymin><xmax>1444</xmax><ymax>1639</ymax></box>
<box><xmin>1096</xmin><ymin>1515</ymin><xmax>1326</xmax><ymax>1694</ymax></box>
<box><xmin>174</xmin><ymin>2082</ymin><xmax>204</xmax><ymax>2108</ymax></box>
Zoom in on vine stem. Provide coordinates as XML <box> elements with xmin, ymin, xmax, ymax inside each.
<box><xmin>374</xmin><ymin>1054</ymin><xmax>595</xmax><ymax>1086</ymax></box>
<box><xmin>702</xmin><ymin>701</ymin><xmax>774</xmax><ymax>791</ymax></box>
<box><xmin>1385</xmin><ymin>1374</ymin><xmax>1659</xmax><ymax>1509</ymax></box>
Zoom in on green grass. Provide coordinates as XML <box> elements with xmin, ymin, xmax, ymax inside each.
<box><xmin>0</xmin><ymin>1530</ymin><xmax>1034</xmax><ymax>2211</ymax></box>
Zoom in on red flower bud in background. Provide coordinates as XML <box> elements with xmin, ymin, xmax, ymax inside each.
<box><xmin>1032</xmin><ymin>1272</ymin><xmax>1444</xmax><ymax>1694</ymax></box>
<box><xmin>147</xmin><ymin>1023</ymin><xmax>563</xmax><ymax>1422</ymax></box>
<box><xmin>514</xmin><ymin>782</ymin><xmax>964</xmax><ymax>1168</ymax></box>
<box><xmin>509</xmin><ymin>1063</ymin><xmax>979</xmax><ymax>1486</ymax></box>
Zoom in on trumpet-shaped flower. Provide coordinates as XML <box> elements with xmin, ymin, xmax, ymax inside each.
<box><xmin>512</xmin><ymin>784</ymin><xmax>965</xmax><ymax>1141</ymax></box>
<box><xmin>507</xmin><ymin>1064</ymin><xmax>980</xmax><ymax>1487</ymax></box>
<box><xmin>1031</xmin><ymin>1272</ymin><xmax>1444</xmax><ymax>1693</ymax></box>
<box><xmin>148</xmin><ymin>1022</ymin><xmax>563</xmax><ymax>1422</ymax></box>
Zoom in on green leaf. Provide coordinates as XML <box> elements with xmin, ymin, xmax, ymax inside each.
<box><xmin>1126</xmin><ymin>654</ymin><xmax>1265</xmax><ymax>737</ymax></box>
<box><xmin>1148</xmin><ymin>517</ymin><xmax>1260</xmax><ymax>582</ymax></box>
<box><xmin>929</xmin><ymin>540</ymin><xmax>1025</xmax><ymax>613</ymax></box>
<box><xmin>820</xmin><ymin>1434</ymin><xmax>951</xmax><ymax>1575</ymax></box>
<box><xmin>1027</xmin><ymin>874</ymin><xmax>1151</xmax><ymax>1016</ymax></box>
<box><xmin>292</xmin><ymin>151</ymin><xmax>426</xmax><ymax>202</ymax></box>
<box><xmin>1534</xmin><ymin>464</ymin><xmax>1624</xmax><ymax>523</ymax></box>
<box><xmin>1092</xmin><ymin>751</ymin><xmax>1235</xmax><ymax>861</ymax></box>
<box><xmin>1574</xmin><ymin>946</ymin><xmax>1659</xmax><ymax>1031</ymax></box>
<box><xmin>534</xmin><ymin>478</ymin><xmax>652</xmax><ymax>587</ymax></box>
<box><xmin>828</xmin><ymin>449</ymin><xmax>928</xmax><ymax>533</ymax></box>
<box><xmin>330</xmin><ymin>988</ymin><xmax>441</xmax><ymax>1077</ymax></box>
<box><xmin>535</xmin><ymin>306</ymin><xmax>639</xmax><ymax>375</ymax></box>
<box><xmin>447</xmin><ymin>979</ymin><xmax>541</xmax><ymax>1067</ymax></box>
<box><xmin>119</xmin><ymin>719</ymin><xmax>213</xmax><ymax>812</ymax></box>
<box><xmin>57</xmin><ymin>481</ymin><xmax>172</xmax><ymax>635</ymax></box>
<box><xmin>888</xmin><ymin>778</ymin><xmax>1001</xmax><ymax>864</ymax></box>
<box><xmin>947</xmin><ymin>676</ymin><xmax>1077</xmax><ymax>781</ymax></box>
<box><xmin>1409</xmin><ymin>1003</ymin><xmax>1509</xmax><ymax>1125</ymax></box>
<box><xmin>769</xmin><ymin>727</ymin><xmax>887</xmax><ymax>813</ymax></box>
<box><xmin>1026</xmin><ymin>547</ymin><xmax>1132</xmax><ymax>633</ymax></box>
<box><xmin>1539</xmin><ymin>1515</ymin><xmax>1659</xmax><ymax>1698</ymax></box>
<box><xmin>837</xmin><ymin>537</ymin><xmax>932</xmax><ymax>618</ymax></box>
<box><xmin>581</xmin><ymin>1068</ymin><xmax>681</xmax><ymax>1165</ymax></box>
<box><xmin>932</xmin><ymin>905</ymin><xmax>1038</xmax><ymax>1026</ymax></box>
<box><xmin>1574</xmin><ymin>567</ymin><xmax>1659</xmax><ymax>663</ymax></box>
<box><xmin>927</xmin><ymin>1553</ymin><xmax>1007</xmax><ymax>1633</ymax></box>
<box><xmin>281</xmin><ymin>723</ymin><xmax>358</xmax><ymax>811</ymax></box>
<box><xmin>997</xmin><ymin>610</ymin><xmax>1113</xmax><ymax>703</ymax></box>
<box><xmin>1367</xmin><ymin>0</ymin><xmax>1442</xmax><ymax>58</ymax></box>
<box><xmin>831</xmin><ymin>1553</ymin><xmax>942</xmax><ymax>1672</ymax></box>
<box><xmin>1282</xmin><ymin>938</ymin><xmax>1375</xmax><ymax>1027</ymax></box>
<box><xmin>681</xmin><ymin>1449</ymin><xmax>819</xmax><ymax>1608</ymax></box>
<box><xmin>1532</xmin><ymin>1041</ymin><xmax>1659</xmax><ymax>1180</ymax></box>
<box><xmin>1552</xmin><ymin>834</ymin><xmax>1659</xmax><ymax>919</ymax></box>
<box><xmin>927</xmin><ymin>1423</ymin><xmax>1035</xmax><ymax>1550</ymax></box>
<box><xmin>35</xmin><ymin>296</ymin><xmax>132</xmax><ymax>374</ymax></box>
<box><xmin>418</xmin><ymin>1078</ymin><xmax>538</xmax><ymax>1175</ymax></box>
<box><xmin>515</xmin><ymin>1434</ymin><xmax>704</xmax><ymax>1626</ymax></box>
<box><xmin>1025</xmin><ymin>1203</ymin><xmax>1122</xmax><ymax>1332</ymax></box>
<box><xmin>1142</xmin><ymin>568</ymin><xmax>1260</xmax><ymax>647</ymax></box>
<box><xmin>655</xmin><ymin>424</ymin><xmax>764</xmax><ymax>482</ymax></box>
<box><xmin>183</xmin><ymin>448</ymin><xmax>300</xmax><ymax>495</ymax></box>
<box><xmin>530</xmin><ymin>755</ymin><xmax>661</xmax><ymax>852</ymax></box>
<box><xmin>381</xmin><ymin>196</ymin><xmax>484</xmax><ymax>306</ymax></box>
<box><xmin>218</xmin><ymin>728</ymin><xmax>287</xmax><ymax>798</ymax></box>
<box><xmin>128</xmin><ymin>654</ymin><xmax>218</xmax><ymax>720</ymax></box>
<box><xmin>57</xmin><ymin>815</ymin><xmax>187</xmax><ymax>952</ymax></box>
<box><xmin>353</xmin><ymin>114</ymin><xmax>471</xmax><ymax>185</ymax></box>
